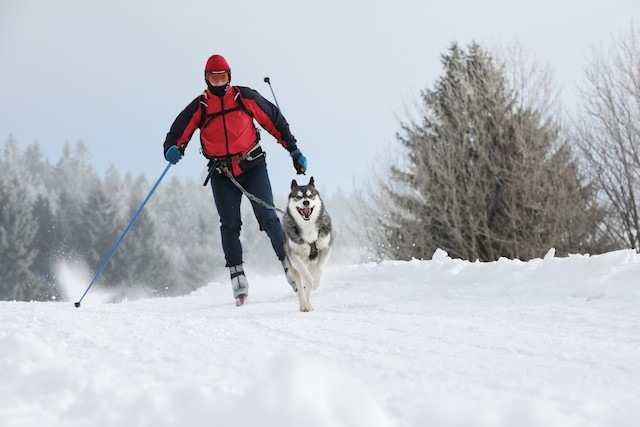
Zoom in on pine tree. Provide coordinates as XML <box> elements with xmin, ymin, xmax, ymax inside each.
<box><xmin>377</xmin><ymin>42</ymin><xmax>599</xmax><ymax>261</ymax></box>
<box><xmin>175</xmin><ymin>213</ymin><xmax>217</xmax><ymax>293</ymax></box>
<box><xmin>154</xmin><ymin>176</ymin><xmax>223</xmax><ymax>291</ymax></box>
<box><xmin>0</xmin><ymin>138</ymin><xmax>56</xmax><ymax>300</ymax></box>
<box><xmin>105</xmin><ymin>166</ymin><xmax>128</xmax><ymax>220</ymax></box>
<box><xmin>110</xmin><ymin>175</ymin><xmax>173</xmax><ymax>293</ymax></box>
<box><xmin>29</xmin><ymin>196</ymin><xmax>61</xmax><ymax>291</ymax></box>
<box><xmin>0</xmin><ymin>174</ymin><xmax>40</xmax><ymax>300</ymax></box>
<box><xmin>24</xmin><ymin>142</ymin><xmax>61</xmax><ymax>295</ymax></box>
<box><xmin>80</xmin><ymin>185</ymin><xmax>119</xmax><ymax>286</ymax></box>
<box><xmin>53</xmin><ymin>142</ymin><xmax>99</xmax><ymax>263</ymax></box>
<box><xmin>54</xmin><ymin>141</ymin><xmax>98</xmax><ymax>208</ymax></box>
<box><xmin>55</xmin><ymin>190</ymin><xmax>85</xmax><ymax>261</ymax></box>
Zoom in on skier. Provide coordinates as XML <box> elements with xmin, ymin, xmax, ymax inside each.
<box><xmin>163</xmin><ymin>54</ymin><xmax>306</xmax><ymax>306</ymax></box>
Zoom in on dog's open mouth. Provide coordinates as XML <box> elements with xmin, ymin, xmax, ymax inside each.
<box><xmin>296</xmin><ymin>206</ymin><xmax>314</xmax><ymax>221</ymax></box>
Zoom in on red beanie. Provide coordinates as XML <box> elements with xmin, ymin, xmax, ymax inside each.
<box><xmin>205</xmin><ymin>54</ymin><xmax>230</xmax><ymax>72</ymax></box>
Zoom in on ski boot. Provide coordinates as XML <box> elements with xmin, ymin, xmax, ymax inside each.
<box><xmin>229</xmin><ymin>264</ymin><xmax>249</xmax><ymax>306</ymax></box>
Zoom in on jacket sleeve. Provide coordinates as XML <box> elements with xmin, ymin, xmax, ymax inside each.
<box><xmin>236</xmin><ymin>86</ymin><xmax>298</xmax><ymax>152</ymax></box>
<box><xmin>163</xmin><ymin>96</ymin><xmax>202</xmax><ymax>156</ymax></box>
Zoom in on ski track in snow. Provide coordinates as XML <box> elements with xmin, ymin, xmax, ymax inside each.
<box><xmin>1</xmin><ymin>249</ymin><xmax>640</xmax><ymax>427</ymax></box>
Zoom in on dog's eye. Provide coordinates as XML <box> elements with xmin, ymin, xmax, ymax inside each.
<box><xmin>295</xmin><ymin>196</ymin><xmax>303</xmax><ymax>200</ymax></box>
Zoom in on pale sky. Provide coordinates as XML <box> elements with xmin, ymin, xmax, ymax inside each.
<box><xmin>1</xmin><ymin>0</ymin><xmax>638</xmax><ymax>195</ymax></box>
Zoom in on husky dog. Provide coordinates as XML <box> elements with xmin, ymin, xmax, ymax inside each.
<box><xmin>283</xmin><ymin>177</ymin><xmax>334</xmax><ymax>312</ymax></box>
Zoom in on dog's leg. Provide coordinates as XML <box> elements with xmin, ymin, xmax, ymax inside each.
<box><xmin>288</xmin><ymin>254</ymin><xmax>316</xmax><ymax>290</ymax></box>
<box><xmin>288</xmin><ymin>254</ymin><xmax>314</xmax><ymax>312</ymax></box>
<box><xmin>301</xmin><ymin>261</ymin><xmax>319</xmax><ymax>311</ymax></box>
<box><xmin>304</xmin><ymin>285</ymin><xmax>313</xmax><ymax>308</ymax></box>
<box><xmin>296</xmin><ymin>273</ymin><xmax>313</xmax><ymax>312</ymax></box>
<box><xmin>310</xmin><ymin>245</ymin><xmax>333</xmax><ymax>291</ymax></box>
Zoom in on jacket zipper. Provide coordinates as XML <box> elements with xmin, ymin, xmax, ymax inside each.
<box><xmin>219</xmin><ymin>95</ymin><xmax>230</xmax><ymax>156</ymax></box>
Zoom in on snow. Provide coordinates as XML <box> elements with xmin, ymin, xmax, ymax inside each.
<box><xmin>1</xmin><ymin>249</ymin><xmax>640</xmax><ymax>427</ymax></box>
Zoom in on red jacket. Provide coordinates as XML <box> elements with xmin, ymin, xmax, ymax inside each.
<box><xmin>164</xmin><ymin>86</ymin><xmax>297</xmax><ymax>176</ymax></box>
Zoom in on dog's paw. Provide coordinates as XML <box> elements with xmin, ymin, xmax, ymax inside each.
<box><xmin>299</xmin><ymin>304</ymin><xmax>313</xmax><ymax>312</ymax></box>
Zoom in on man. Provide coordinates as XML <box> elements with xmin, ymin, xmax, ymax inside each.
<box><xmin>163</xmin><ymin>54</ymin><xmax>306</xmax><ymax>306</ymax></box>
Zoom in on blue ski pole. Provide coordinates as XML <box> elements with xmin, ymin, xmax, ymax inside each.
<box><xmin>74</xmin><ymin>162</ymin><xmax>172</xmax><ymax>307</ymax></box>
<box><xmin>263</xmin><ymin>77</ymin><xmax>282</xmax><ymax>112</ymax></box>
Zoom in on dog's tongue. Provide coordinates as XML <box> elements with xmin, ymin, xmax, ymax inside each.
<box><xmin>302</xmin><ymin>207</ymin><xmax>311</xmax><ymax>217</ymax></box>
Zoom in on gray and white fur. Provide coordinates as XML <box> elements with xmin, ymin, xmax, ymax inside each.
<box><xmin>283</xmin><ymin>177</ymin><xmax>334</xmax><ymax>312</ymax></box>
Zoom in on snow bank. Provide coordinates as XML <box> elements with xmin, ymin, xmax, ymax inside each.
<box><xmin>215</xmin><ymin>354</ymin><xmax>397</xmax><ymax>427</ymax></box>
<box><xmin>1</xmin><ymin>249</ymin><xmax>639</xmax><ymax>427</ymax></box>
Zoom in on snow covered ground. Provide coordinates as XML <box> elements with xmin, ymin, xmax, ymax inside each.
<box><xmin>1</xmin><ymin>248</ymin><xmax>639</xmax><ymax>427</ymax></box>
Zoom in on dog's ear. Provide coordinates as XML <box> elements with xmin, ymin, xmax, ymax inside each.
<box><xmin>309</xmin><ymin>176</ymin><xmax>315</xmax><ymax>187</ymax></box>
<box><xmin>291</xmin><ymin>180</ymin><xmax>298</xmax><ymax>189</ymax></box>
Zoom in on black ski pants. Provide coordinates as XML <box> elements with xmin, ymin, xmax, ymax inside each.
<box><xmin>210</xmin><ymin>161</ymin><xmax>286</xmax><ymax>267</ymax></box>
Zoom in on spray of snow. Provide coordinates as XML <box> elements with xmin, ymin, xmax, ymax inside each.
<box><xmin>55</xmin><ymin>261</ymin><xmax>115</xmax><ymax>306</ymax></box>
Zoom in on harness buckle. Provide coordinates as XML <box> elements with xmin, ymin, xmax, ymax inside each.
<box><xmin>245</xmin><ymin>144</ymin><xmax>264</xmax><ymax>161</ymax></box>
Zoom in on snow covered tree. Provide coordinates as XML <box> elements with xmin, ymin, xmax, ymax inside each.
<box><xmin>576</xmin><ymin>25</ymin><xmax>640</xmax><ymax>250</ymax></box>
<box><xmin>0</xmin><ymin>173</ymin><xmax>41</xmax><ymax>300</ymax></box>
<box><xmin>80</xmin><ymin>185</ymin><xmax>119</xmax><ymax>283</ymax></box>
<box><xmin>22</xmin><ymin>142</ymin><xmax>52</xmax><ymax>201</ymax></box>
<box><xmin>109</xmin><ymin>174</ymin><xmax>174</xmax><ymax>294</ymax></box>
<box><xmin>375</xmin><ymin>42</ymin><xmax>600</xmax><ymax>262</ymax></box>
<box><xmin>55</xmin><ymin>190</ymin><xmax>86</xmax><ymax>262</ymax></box>
<box><xmin>154</xmin><ymin>176</ymin><xmax>222</xmax><ymax>290</ymax></box>
<box><xmin>29</xmin><ymin>195</ymin><xmax>61</xmax><ymax>293</ymax></box>
<box><xmin>54</xmin><ymin>141</ymin><xmax>98</xmax><ymax>205</ymax></box>
<box><xmin>104</xmin><ymin>166</ymin><xmax>128</xmax><ymax>220</ymax></box>
<box><xmin>1</xmin><ymin>137</ymin><xmax>37</xmax><ymax>202</ymax></box>
<box><xmin>0</xmin><ymin>136</ymin><xmax>225</xmax><ymax>299</ymax></box>
<box><xmin>0</xmin><ymin>137</ymin><xmax>57</xmax><ymax>300</ymax></box>
<box><xmin>53</xmin><ymin>142</ymin><xmax>99</xmax><ymax>262</ymax></box>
